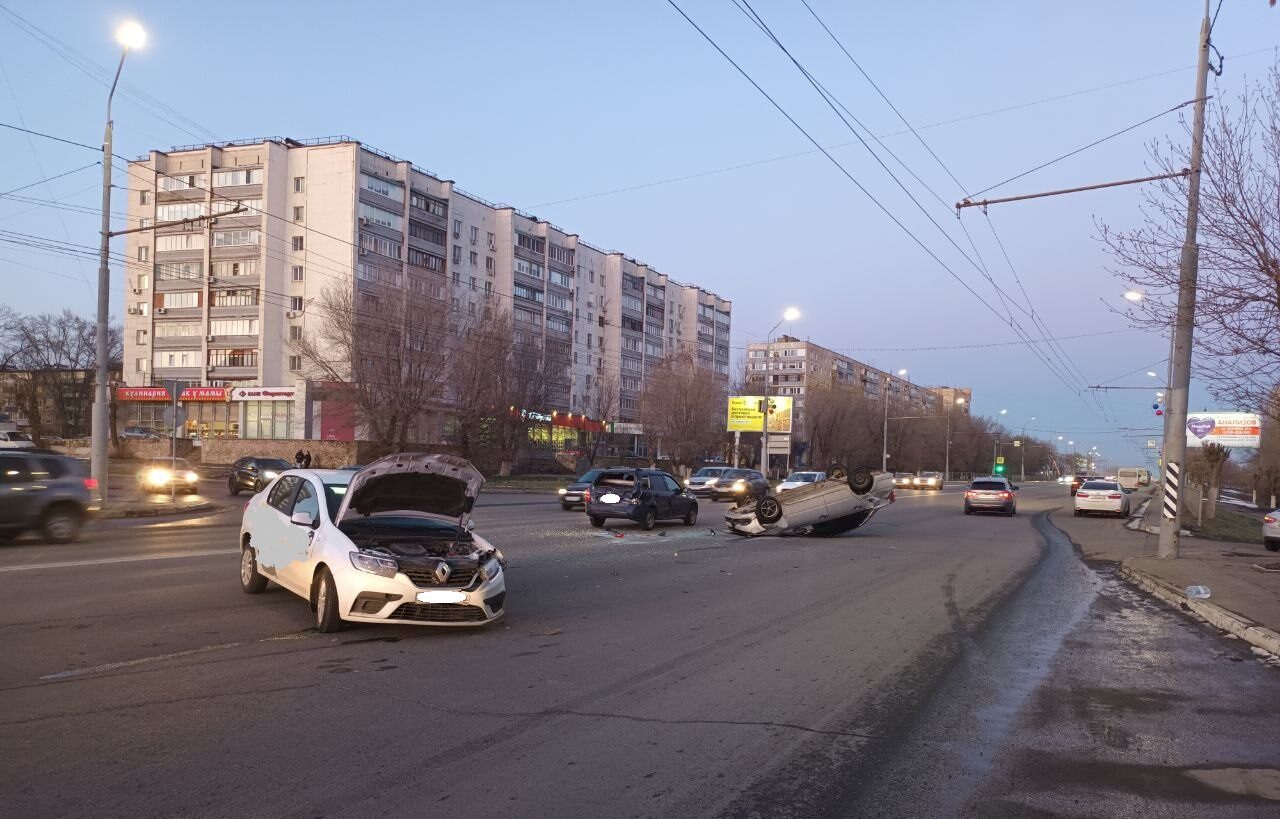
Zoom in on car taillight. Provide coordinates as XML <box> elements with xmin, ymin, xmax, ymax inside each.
<box><xmin>1108</xmin><ymin>493</ymin><xmax>1123</xmax><ymax>499</ymax></box>
<box><xmin>1264</xmin><ymin>515</ymin><xmax>1275</xmax><ymax>524</ymax></box>
<box><xmin>83</xmin><ymin>477</ymin><xmax>99</xmax><ymax>491</ymax></box>
<box><xmin>1076</xmin><ymin>491</ymin><xmax>1089</xmax><ymax>498</ymax></box>
<box><xmin>583</xmin><ymin>489</ymin><xmax>591</xmax><ymax>503</ymax></box>
<box><xmin>965</xmin><ymin>490</ymin><xmax>976</xmax><ymax>497</ymax></box>
<box><xmin>888</xmin><ymin>490</ymin><xmax>896</xmax><ymax>503</ymax></box>
<box><xmin>999</xmin><ymin>491</ymin><xmax>1012</xmax><ymax>499</ymax></box>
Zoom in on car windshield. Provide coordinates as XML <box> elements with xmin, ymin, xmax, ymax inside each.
<box><xmin>259</xmin><ymin>459</ymin><xmax>291</xmax><ymax>471</ymax></box>
<box><xmin>724</xmin><ymin>470</ymin><xmax>753</xmax><ymax>480</ymax></box>
<box><xmin>322</xmin><ymin>483</ymin><xmax>349</xmax><ymax>521</ymax></box>
<box><xmin>6</xmin><ymin>431</ymin><xmax>33</xmax><ymax>442</ymax></box>
<box><xmin>971</xmin><ymin>481</ymin><xmax>1008</xmax><ymax>490</ymax></box>
<box><xmin>784</xmin><ymin>472</ymin><xmax>820</xmax><ymax>482</ymax></box>
<box><xmin>693</xmin><ymin>467</ymin><xmax>728</xmax><ymax>478</ymax></box>
<box><xmin>1081</xmin><ymin>481</ymin><xmax>1119</xmax><ymax>491</ymax></box>
<box><xmin>575</xmin><ymin>469</ymin><xmax>604</xmax><ymax>483</ymax></box>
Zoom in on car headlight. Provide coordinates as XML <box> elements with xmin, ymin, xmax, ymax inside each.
<box><xmin>733</xmin><ymin>480</ymin><xmax>746</xmax><ymax>491</ymax></box>
<box><xmin>558</xmin><ymin>487</ymin><xmax>568</xmax><ymax>495</ymax></box>
<box><xmin>480</xmin><ymin>557</ymin><xmax>503</xmax><ymax>581</ymax></box>
<box><xmin>262</xmin><ymin>470</ymin><xmax>279</xmax><ymax>479</ymax></box>
<box><xmin>146</xmin><ymin>468</ymin><xmax>171</xmax><ymax>486</ymax></box>
<box><xmin>683</xmin><ymin>479</ymin><xmax>690</xmax><ymax>486</ymax></box>
<box><xmin>350</xmin><ymin>550</ymin><xmax>398</xmax><ymax>578</ymax></box>
<box><xmin>185</xmin><ymin>471</ymin><xmax>199</xmax><ymax>483</ymax></box>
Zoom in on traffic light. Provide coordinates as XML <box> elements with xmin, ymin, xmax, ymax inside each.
<box><xmin>993</xmin><ymin>463</ymin><xmax>1006</xmax><ymax>474</ymax></box>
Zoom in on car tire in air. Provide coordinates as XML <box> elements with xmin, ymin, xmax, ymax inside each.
<box><xmin>589</xmin><ymin>515</ymin><xmax>605</xmax><ymax>528</ymax></box>
<box><xmin>684</xmin><ymin>504</ymin><xmax>698</xmax><ymax>526</ymax></box>
<box><xmin>641</xmin><ymin>508</ymin><xmax>656</xmax><ymax>530</ymax></box>
<box><xmin>240</xmin><ymin>542</ymin><xmax>268</xmax><ymax>594</ymax></box>
<box><xmin>847</xmin><ymin>467</ymin><xmax>875</xmax><ymax>494</ymax></box>
<box><xmin>313</xmin><ymin>567</ymin><xmax>343</xmax><ymax>633</ymax></box>
<box><xmin>756</xmin><ymin>494</ymin><xmax>783</xmax><ymax>524</ymax></box>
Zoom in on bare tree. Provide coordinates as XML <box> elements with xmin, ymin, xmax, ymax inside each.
<box><xmin>583</xmin><ymin>368</ymin><xmax>620</xmax><ymax>466</ymax></box>
<box><xmin>293</xmin><ymin>285</ymin><xmax>454</xmax><ymax>450</ymax></box>
<box><xmin>639</xmin><ymin>350</ymin><xmax>726</xmax><ymax>475</ymax></box>
<box><xmin>1100</xmin><ymin>64</ymin><xmax>1280</xmax><ymax>420</ymax></box>
<box><xmin>803</xmin><ymin>385</ymin><xmax>882</xmax><ymax>470</ymax></box>
<box><xmin>8</xmin><ymin>310</ymin><xmax>121</xmax><ymax>440</ymax></box>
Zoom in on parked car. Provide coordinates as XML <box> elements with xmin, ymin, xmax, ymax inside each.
<box><xmin>684</xmin><ymin>466</ymin><xmax>733</xmax><ymax>498</ymax></box>
<box><xmin>583</xmin><ymin>468</ymin><xmax>699</xmax><ymax>529</ymax></box>
<box><xmin>709</xmin><ymin>468</ymin><xmax>770</xmax><ymax>503</ymax></box>
<box><xmin>137</xmin><ymin>457</ymin><xmax>200</xmax><ymax>494</ymax></box>
<box><xmin>1073</xmin><ymin>480</ymin><xmax>1130</xmax><ymax>517</ymax></box>
<box><xmin>0</xmin><ymin>430</ymin><xmax>36</xmax><ymax>450</ymax></box>
<box><xmin>239</xmin><ymin>453</ymin><xmax>506</xmax><ymax>631</ymax></box>
<box><xmin>912</xmin><ymin>471</ymin><xmax>944</xmax><ymax>490</ymax></box>
<box><xmin>0</xmin><ymin>450</ymin><xmax>100</xmax><ymax>543</ymax></box>
<box><xmin>725</xmin><ymin>466</ymin><xmax>894</xmax><ymax>537</ymax></box>
<box><xmin>1264</xmin><ymin>509</ymin><xmax>1279</xmax><ymax>552</ymax></box>
<box><xmin>893</xmin><ymin>471</ymin><xmax>916</xmax><ymax>489</ymax></box>
<box><xmin>228</xmin><ymin>457</ymin><xmax>294</xmax><ymax>496</ymax></box>
<box><xmin>963</xmin><ymin>477</ymin><xmax>1018</xmax><ymax>516</ymax></box>
<box><xmin>558</xmin><ymin>468</ymin><xmax>604</xmax><ymax>510</ymax></box>
<box><xmin>777</xmin><ymin>471</ymin><xmax>827</xmax><ymax>492</ymax></box>
<box><xmin>121</xmin><ymin>426</ymin><xmax>161</xmax><ymax>440</ymax></box>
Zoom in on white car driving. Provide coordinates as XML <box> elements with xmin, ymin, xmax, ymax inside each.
<box><xmin>238</xmin><ymin>453</ymin><xmax>506</xmax><ymax>631</ymax></box>
<box><xmin>726</xmin><ymin>467</ymin><xmax>895</xmax><ymax>537</ymax></box>
<box><xmin>1073</xmin><ymin>480</ymin><xmax>1131</xmax><ymax>518</ymax></box>
<box><xmin>776</xmin><ymin>471</ymin><xmax>827</xmax><ymax>492</ymax></box>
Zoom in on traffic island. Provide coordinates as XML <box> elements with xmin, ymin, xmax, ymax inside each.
<box><xmin>1050</xmin><ymin>506</ymin><xmax>1280</xmax><ymax>658</ymax></box>
<box><xmin>101</xmin><ymin>494</ymin><xmax>226</xmax><ymax>519</ymax></box>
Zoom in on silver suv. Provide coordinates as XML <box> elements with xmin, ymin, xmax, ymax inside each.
<box><xmin>0</xmin><ymin>451</ymin><xmax>101</xmax><ymax>543</ymax></box>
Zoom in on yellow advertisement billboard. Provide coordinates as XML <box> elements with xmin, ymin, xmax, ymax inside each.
<box><xmin>727</xmin><ymin>395</ymin><xmax>793</xmax><ymax>434</ymax></box>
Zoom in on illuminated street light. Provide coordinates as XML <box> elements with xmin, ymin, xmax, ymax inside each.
<box><xmin>1123</xmin><ymin>290</ymin><xmax>1144</xmax><ymax>302</ymax></box>
<box><xmin>115</xmin><ymin>20</ymin><xmax>147</xmax><ymax>50</ymax></box>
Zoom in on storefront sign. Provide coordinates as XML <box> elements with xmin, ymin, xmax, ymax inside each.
<box><xmin>230</xmin><ymin>386</ymin><xmax>297</xmax><ymax>402</ymax></box>
<box><xmin>610</xmin><ymin>422</ymin><xmax>644</xmax><ymax>435</ymax></box>
<box><xmin>180</xmin><ymin>387</ymin><xmax>230</xmax><ymax>402</ymax></box>
<box><xmin>1185</xmin><ymin>412</ymin><xmax>1262</xmax><ymax>448</ymax></box>
<box><xmin>116</xmin><ymin>386</ymin><xmax>172</xmax><ymax>402</ymax></box>
<box><xmin>726</xmin><ymin>395</ymin><xmax>793</xmax><ymax>434</ymax></box>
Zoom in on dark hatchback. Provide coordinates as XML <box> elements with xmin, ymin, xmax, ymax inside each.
<box><xmin>964</xmin><ymin>477</ymin><xmax>1018</xmax><ymax>516</ymax></box>
<box><xmin>228</xmin><ymin>457</ymin><xmax>294</xmax><ymax>496</ymax></box>
<box><xmin>558</xmin><ymin>468</ymin><xmax>604</xmax><ymax>510</ymax></box>
<box><xmin>584</xmin><ymin>468</ymin><xmax>699</xmax><ymax>529</ymax></box>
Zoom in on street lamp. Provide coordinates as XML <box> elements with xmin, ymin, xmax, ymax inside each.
<box><xmin>760</xmin><ymin>307</ymin><xmax>801</xmax><ymax>477</ymax></box>
<box><xmin>943</xmin><ymin>396</ymin><xmax>965</xmax><ymax>482</ymax></box>
<box><xmin>882</xmin><ymin>368</ymin><xmax>907</xmax><ymax>471</ymax></box>
<box><xmin>1123</xmin><ymin>290</ymin><xmax>1145</xmax><ymax>302</ymax></box>
<box><xmin>1018</xmin><ymin>416</ymin><xmax>1037</xmax><ymax>482</ymax></box>
<box><xmin>92</xmin><ymin>19</ymin><xmax>147</xmax><ymax>505</ymax></box>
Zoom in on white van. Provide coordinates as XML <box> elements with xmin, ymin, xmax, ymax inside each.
<box><xmin>1116</xmin><ymin>467</ymin><xmax>1142</xmax><ymax>490</ymax></box>
<box><xmin>0</xmin><ymin>430</ymin><xmax>36</xmax><ymax>450</ymax></box>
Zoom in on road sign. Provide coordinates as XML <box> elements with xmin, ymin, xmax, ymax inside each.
<box><xmin>1147</xmin><ymin>440</ymin><xmax>1157</xmax><ymax>448</ymax></box>
<box><xmin>1012</xmin><ymin>440</ymin><xmax>1021</xmax><ymax>447</ymax></box>
<box><xmin>995</xmin><ymin>456</ymin><xmax>1005</xmax><ymax>465</ymax></box>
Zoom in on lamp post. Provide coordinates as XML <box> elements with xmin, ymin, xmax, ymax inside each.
<box><xmin>760</xmin><ymin>307</ymin><xmax>800</xmax><ymax>478</ymax></box>
<box><xmin>92</xmin><ymin>20</ymin><xmax>147</xmax><ymax>505</ymax></box>
<box><xmin>881</xmin><ymin>368</ymin><xmax>907</xmax><ymax>471</ymax></box>
<box><xmin>1018</xmin><ymin>416</ymin><xmax>1037</xmax><ymax>482</ymax></box>
<box><xmin>943</xmin><ymin>396</ymin><xmax>965</xmax><ymax>482</ymax></box>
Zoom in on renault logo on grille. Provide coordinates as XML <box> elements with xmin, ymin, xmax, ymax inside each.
<box><xmin>432</xmin><ymin>561</ymin><xmax>452</xmax><ymax>584</ymax></box>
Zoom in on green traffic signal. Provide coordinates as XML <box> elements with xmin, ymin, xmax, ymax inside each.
<box><xmin>993</xmin><ymin>464</ymin><xmax>1006</xmax><ymax>474</ymax></box>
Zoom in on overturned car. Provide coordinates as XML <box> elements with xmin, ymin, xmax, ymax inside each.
<box><xmin>724</xmin><ymin>466</ymin><xmax>895</xmax><ymax>537</ymax></box>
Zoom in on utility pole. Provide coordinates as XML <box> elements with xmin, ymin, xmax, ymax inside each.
<box><xmin>881</xmin><ymin>378</ymin><xmax>890</xmax><ymax>472</ymax></box>
<box><xmin>1159</xmin><ymin>0</ymin><xmax>1213</xmax><ymax>560</ymax></box>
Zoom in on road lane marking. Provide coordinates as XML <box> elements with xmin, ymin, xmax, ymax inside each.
<box><xmin>0</xmin><ymin>548</ymin><xmax>236</xmax><ymax>573</ymax></box>
<box><xmin>38</xmin><ymin>630</ymin><xmax>315</xmax><ymax>680</ymax></box>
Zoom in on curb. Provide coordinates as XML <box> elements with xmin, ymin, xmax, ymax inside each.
<box><xmin>112</xmin><ymin>502</ymin><xmax>224</xmax><ymax>519</ymax></box>
<box><xmin>1118</xmin><ymin>563</ymin><xmax>1280</xmax><ymax>657</ymax></box>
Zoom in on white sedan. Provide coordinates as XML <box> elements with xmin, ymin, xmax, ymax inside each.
<box><xmin>726</xmin><ymin>467</ymin><xmax>895</xmax><ymax>537</ymax></box>
<box><xmin>1073</xmin><ymin>480</ymin><xmax>1131</xmax><ymax>518</ymax></box>
<box><xmin>1264</xmin><ymin>508</ymin><xmax>1278</xmax><ymax>552</ymax></box>
<box><xmin>238</xmin><ymin>453</ymin><xmax>506</xmax><ymax>631</ymax></box>
<box><xmin>777</xmin><ymin>471</ymin><xmax>827</xmax><ymax>492</ymax></box>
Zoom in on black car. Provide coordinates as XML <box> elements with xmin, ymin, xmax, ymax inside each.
<box><xmin>0</xmin><ymin>450</ymin><xmax>100</xmax><ymax>543</ymax></box>
<box><xmin>584</xmin><ymin>468</ymin><xmax>699</xmax><ymax>529</ymax></box>
<box><xmin>709</xmin><ymin>468</ymin><xmax>770</xmax><ymax>503</ymax></box>
<box><xmin>228</xmin><ymin>457</ymin><xmax>293</xmax><ymax>496</ymax></box>
<box><xmin>558</xmin><ymin>468</ymin><xmax>604</xmax><ymax>510</ymax></box>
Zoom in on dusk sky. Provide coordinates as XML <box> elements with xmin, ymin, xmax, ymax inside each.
<box><xmin>2</xmin><ymin>0</ymin><xmax>1276</xmax><ymax>467</ymax></box>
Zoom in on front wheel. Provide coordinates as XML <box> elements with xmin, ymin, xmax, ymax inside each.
<box><xmin>228</xmin><ymin>479</ymin><xmax>240</xmax><ymax>497</ymax></box>
<box><xmin>41</xmin><ymin>506</ymin><xmax>82</xmax><ymax>544</ymax></box>
<box><xmin>240</xmin><ymin>544</ymin><xmax>268</xmax><ymax>594</ymax></box>
<box><xmin>640</xmin><ymin>508</ymin><xmax>656</xmax><ymax>531</ymax></box>
<box><xmin>589</xmin><ymin>515</ymin><xmax>605</xmax><ymax>528</ymax></box>
<box><xmin>313</xmin><ymin>568</ymin><xmax>343</xmax><ymax>633</ymax></box>
<box><xmin>683</xmin><ymin>504</ymin><xmax>698</xmax><ymax>526</ymax></box>
<box><xmin>1265</xmin><ymin>539</ymin><xmax>1279</xmax><ymax>553</ymax></box>
<box><xmin>755</xmin><ymin>494</ymin><xmax>783</xmax><ymax>524</ymax></box>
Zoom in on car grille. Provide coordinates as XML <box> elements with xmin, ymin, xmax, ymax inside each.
<box><xmin>400</xmin><ymin>565</ymin><xmax>477</xmax><ymax>588</ymax></box>
<box><xmin>388</xmin><ymin>603</ymin><xmax>488</xmax><ymax>623</ymax></box>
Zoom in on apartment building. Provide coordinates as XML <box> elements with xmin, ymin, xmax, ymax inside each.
<box><xmin>744</xmin><ymin>336</ymin><xmax>972</xmax><ymax>443</ymax></box>
<box><xmin>120</xmin><ymin>136</ymin><xmax>731</xmax><ymax>440</ymax></box>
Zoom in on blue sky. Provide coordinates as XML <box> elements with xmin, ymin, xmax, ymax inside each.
<box><xmin>2</xmin><ymin>0</ymin><xmax>1276</xmax><ymax>467</ymax></box>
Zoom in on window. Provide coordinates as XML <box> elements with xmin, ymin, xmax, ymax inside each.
<box><xmin>621</xmin><ymin>375</ymin><xmax>640</xmax><ymax>391</ymax></box>
<box><xmin>469</xmin><ymin>251</ymin><xmax>478</xmax><ymax>266</ymax></box>
<box><xmin>514</xmin><ymin>283</ymin><xmax>544</xmax><ymax>303</ymax></box>
<box><xmin>211</xmin><ymin>260</ymin><xmax>257</xmax><ymax>278</ymax></box>
<box><xmin>622</xmin><ymin>336</ymin><xmax>641</xmax><ymax>352</ymax></box>
<box><xmin>136</xmin><ymin>357</ymin><xmax>148</xmax><ymax>373</ymax></box>
<box><xmin>212</xmin><ymin>199</ymin><xmax>261</xmax><ymax>217</ymax></box>
<box><xmin>293</xmin><ymin>176</ymin><xmax>305</xmax><ymax>193</ymax></box>
<box><xmin>289</xmin><ymin>296</ymin><xmax>304</xmax><ymax>311</ymax></box>
<box><xmin>409</xmin><ymin>220</ymin><xmax>446</xmax><ymax>245</ymax></box>
<box><xmin>359</xmin><ymin>202</ymin><xmax>403</xmax><ymax>230</ymax></box>
<box><xmin>135</xmin><ymin>329</ymin><xmax>147</xmax><ymax>344</ymax></box>
<box><xmin>289</xmin><ymin>325</ymin><xmax>302</xmax><ymax>341</ymax></box>
<box><xmin>139</xmin><ymin>217</ymin><xmax>152</xmax><ymax>229</ymax></box>
<box><xmin>153</xmin><ymin>350</ymin><xmax>197</xmax><ymax>368</ymax></box>
<box><xmin>547</xmin><ymin>292</ymin><xmax>569</xmax><ymax>311</ymax></box>
<box><xmin>267</xmin><ymin>476</ymin><xmax>300</xmax><ymax>511</ymax></box>
<box><xmin>291</xmin><ymin>235</ymin><xmax>304</xmax><ymax>251</ymax></box>
<box><xmin>549</xmin><ymin>269</ymin><xmax>571</xmax><ymax>288</ymax></box>
<box><xmin>621</xmin><ymin>357</ymin><xmax>642</xmax><ymax>373</ymax></box>
<box><xmin>156</xmin><ymin>234</ymin><xmax>204</xmax><ymax>252</ymax></box>
<box><xmin>549</xmin><ymin>244</ymin><xmax>574</xmax><ymax>265</ymax></box>
<box><xmin>452</xmin><ymin>270</ymin><xmax>460</xmax><ymax>286</ymax></box>
<box><xmin>213</xmin><ymin>229</ymin><xmax>260</xmax><ymax>247</ymax></box>
<box><xmin>157</xmin><ymin>202</ymin><xmax>207</xmax><ymax>222</ymax></box>
<box><xmin>451</xmin><ymin>297</ymin><xmax>460</xmax><ymax>312</ymax></box>
<box><xmin>293</xmin><ymin>206</ymin><xmax>304</xmax><ymax>223</ymax></box>
<box><xmin>485</xmin><ymin>256</ymin><xmax>495</xmax><ymax>274</ymax></box>
<box><xmin>136</xmin><ymin>272</ymin><xmax>150</xmax><ymax>289</ymax></box>
<box><xmin>515</xmin><ymin>258</ymin><xmax>544</xmax><ymax>279</ymax></box>
<box><xmin>513</xmin><ymin>306</ymin><xmax>541</xmax><ymax>326</ymax></box>
<box><xmin>210</xmin><ymin>319</ymin><xmax>258</xmax><ymax>335</ymax></box>
<box><xmin>469</xmin><ymin>276</ymin><xmax>477</xmax><ymax>291</ymax></box>
<box><xmin>291</xmin><ymin>265</ymin><xmax>304</xmax><ymax>282</ymax></box>
<box><xmin>468</xmin><ymin>301</ymin><xmax>476</xmax><ymax>316</ymax></box>
<box><xmin>646</xmin><ymin>283</ymin><xmax>665</xmax><ymax>300</ymax></box>
<box><xmin>487</xmin><ymin>231</ymin><xmax>495</xmax><ymax>249</ymax></box>
<box><xmin>212</xmin><ymin>168</ymin><xmax>262</xmax><ymax>187</ymax></box>
<box><xmin>136</xmin><ymin>301</ymin><xmax>149</xmax><ymax>317</ymax></box>
<box><xmin>517</xmin><ymin>232</ymin><xmax>546</xmax><ymax>253</ymax></box>
<box><xmin>212</xmin><ymin>289</ymin><xmax>259</xmax><ymax>307</ymax></box>
<box><xmin>622</xmin><ymin>316</ymin><xmax>643</xmax><ymax>332</ymax></box>
<box><xmin>359</xmin><ymin>232</ymin><xmax>401</xmax><ymax>259</ymax></box>
<box><xmin>139</xmin><ymin>190</ymin><xmax>151</xmax><ymax>205</ymax></box>
<box><xmin>162</xmin><ymin>291</ymin><xmax>199</xmax><ymax>309</ymax></box>
<box><xmin>153</xmin><ymin>321</ymin><xmax>201</xmax><ymax>338</ymax></box>
<box><xmin>622</xmin><ymin>294</ymin><xmax>642</xmax><ymax>312</ymax></box>
<box><xmin>586</xmin><ymin>333</ymin><xmax>593</xmax><ymax>348</ymax></box>
<box><xmin>360</xmin><ymin>172</ymin><xmax>403</xmax><ymax>199</ymax></box>
<box><xmin>452</xmin><ymin>245</ymin><xmax>462</xmax><ymax>264</ymax></box>
<box><xmin>410</xmin><ymin>191</ymin><xmax>447</xmax><ymax>217</ymax></box>
<box><xmin>207</xmin><ymin>348</ymin><xmax>258</xmax><ymax>367</ymax></box>
<box><xmin>645</xmin><ymin>341</ymin><xmax>662</xmax><ymax>357</ymax></box>
<box><xmin>289</xmin><ymin>355</ymin><xmax>302</xmax><ymax>372</ymax></box>
<box><xmin>453</xmin><ymin>219</ymin><xmax>462</xmax><ymax>238</ymax></box>
<box><xmin>469</xmin><ymin>225</ymin><xmax>479</xmax><ymax>245</ymax></box>
<box><xmin>546</xmin><ymin>314</ymin><xmax>571</xmax><ymax>333</ymax></box>
<box><xmin>160</xmin><ymin>174</ymin><xmax>205</xmax><ymax>191</ymax></box>
<box><xmin>406</xmin><ymin>247</ymin><xmax>444</xmax><ymax>270</ymax></box>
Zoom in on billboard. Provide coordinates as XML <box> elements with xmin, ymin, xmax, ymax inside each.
<box><xmin>727</xmin><ymin>395</ymin><xmax>793</xmax><ymax>434</ymax></box>
<box><xmin>1185</xmin><ymin>412</ymin><xmax>1261</xmax><ymax>448</ymax></box>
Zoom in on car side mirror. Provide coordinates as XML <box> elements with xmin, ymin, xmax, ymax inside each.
<box><xmin>466</xmin><ymin>519</ymin><xmax>476</xmax><ymax>531</ymax></box>
<box><xmin>290</xmin><ymin>511</ymin><xmax>315</xmax><ymax>528</ymax></box>
<box><xmin>1012</xmin><ymin>485</ymin><xmax>1020</xmax><ymax>491</ymax></box>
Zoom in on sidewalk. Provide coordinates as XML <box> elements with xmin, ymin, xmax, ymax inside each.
<box><xmin>1050</xmin><ymin>492</ymin><xmax>1280</xmax><ymax>656</ymax></box>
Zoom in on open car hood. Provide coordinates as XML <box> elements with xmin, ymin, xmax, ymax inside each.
<box><xmin>336</xmin><ymin>453</ymin><xmax>485</xmax><ymax>524</ymax></box>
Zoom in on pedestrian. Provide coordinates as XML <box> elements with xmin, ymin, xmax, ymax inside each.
<box><xmin>294</xmin><ymin>449</ymin><xmax>305</xmax><ymax>469</ymax></box>
<box><xmin>303</xmin><ymin>450</ymin><xmax>313</xmax><ymax>469</ymax></box>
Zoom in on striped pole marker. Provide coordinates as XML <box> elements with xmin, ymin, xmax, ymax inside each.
<box><xmin>1162</xmin><ymin>461</ymin><xmax>1180</xmax><ymax>520</ymax></box>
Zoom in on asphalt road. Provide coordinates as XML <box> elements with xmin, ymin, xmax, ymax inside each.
<box><xmin>2</xmin><ymin>483</ymin><xmax>1277</xmax><ymax>818</ymax></box>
